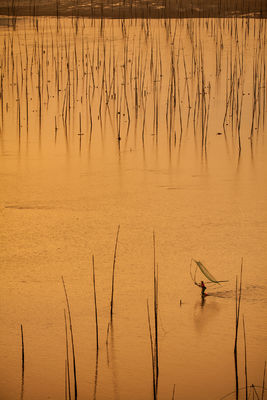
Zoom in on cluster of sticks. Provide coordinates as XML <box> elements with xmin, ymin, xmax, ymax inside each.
<box><xmin>0</xmin><ymin>18</ymin><xmax>266</xmax><ymax>157</ymax></box>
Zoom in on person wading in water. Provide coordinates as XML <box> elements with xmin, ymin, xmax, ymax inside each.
<box><xmin>195</xmin><ymin>280</ymin><xmax>207</xmax><ymax>296</ymax></box>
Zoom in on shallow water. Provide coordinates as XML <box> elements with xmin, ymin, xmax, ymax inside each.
<box><xmin>0</xmin><ymin>16</ymin><xmax>267</xmax><ymax>400</ymax></box>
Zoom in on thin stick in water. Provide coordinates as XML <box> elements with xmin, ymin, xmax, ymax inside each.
<box><xmin>110</xmin><ymin>225</ymin><xmax>120</xmax><ymax>322</ymax></box>
<box><xmin>21</xmin><ymin>324</ymin><xmax>24</xmax><ymax>374</ymax></box>
<box><xmin>92</xmin><ymin>255</ymin><xmax>99</xmax><ymax>352</ymax></box>
<box><xmin>62</xmin><ymin>276</ymin><xmax>78</xmax><ymax>400</ymax></box>
<box><xmin>243</xmin><ymin>315</ymin><xmax>248</xmax><ymax>400</ymax></box>
<box><xmin>262</xmin><ymin>361</ymin><xmax>266</xmax><ymax>400</ymax></box>
<box><xmin>234</xmin><ymin>259</ymin><xmax>243</xmax><ymax>400</ymax></box>
<box><xmin>20</xmin><ymin>324</ymin><xmax>24</xmax><ymax>400</ymax></box>
<box><xmin>153</xmin><ymin>232</ymin><xmax>159</xmax><ymax>388</ymax></box>
<box><xmin>64</xmin><ymin>309</ymin><xmax>71</xmax><ymax>400</ymax></box>
<box><xmin>147</xmin><ymin>300</ymin><xmax>156</xmax><ymax>400</ymax></box>
<box><xmin>172</xmin><ymin>384</ymin><xmax>176</xmax><ymax>400</ymax></box>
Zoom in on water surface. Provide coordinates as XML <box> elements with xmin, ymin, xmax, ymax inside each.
<box><xmin>0</xmin><ymin>16</ymin><xmax>267</xmax><ymax>400</ymax></box>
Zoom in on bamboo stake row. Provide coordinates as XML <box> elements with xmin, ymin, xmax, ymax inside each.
<box><xmin>0</xmin><ymin>17</ymin><xmax>266</xmax><ymax>156</ymax></box>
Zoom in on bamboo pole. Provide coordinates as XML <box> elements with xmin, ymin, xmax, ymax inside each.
<box><xmin>110</xmin><ymin>225</ymin><xmax>120</xmax><ymax>322</ymax></box>
<box><xmin>243</xmin><ymin>316</ymin><xmax>248</xmax><ymax>400</ymax></box>
<box><xmin>64</xmin><ymin>309</ymin><xmax>72</xmax><ymax>400</ymax></box>
<box><xmin>147</xmin><ymin>300</ymin><xmax>156</xmax><ymax>400</ymax></box>
<box><xmin>20</xmin><ymin>324</ymin><xmax>24</xmax><ymax>400</ymax></box>
<box><xmin>153</xmin><ymin>232</ymin><xmax>159</xmax><ymax>389</ymax></box>
<box><xmin>62</xmin><ymin>276</ymin><xmax>78</xmax><ymax>400</ymax></box>
<box><xmin>92</xmin><ymin>255</ymin><xmax>99</xmax><ymax>352</ymax></box>
<box><xmin>261</xmin><ymin>361</ymin><xmax>266</xmax><ymax>400</ymax></box>
<box><xmin>234</xmin><ymin>259</ymin><xmax>243</xmax><ymax>400</ymax></box>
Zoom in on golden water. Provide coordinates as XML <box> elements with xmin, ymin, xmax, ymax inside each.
<box><xmin>0</xmin><ymin>17</ymin><xmax>267</xmax><ymax>400</ymax></box>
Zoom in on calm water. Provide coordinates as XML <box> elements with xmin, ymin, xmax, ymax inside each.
<box><xmin>0</xmin><ymin>16</ymin><xmax>267</xmax><ymax>400</ymax></box>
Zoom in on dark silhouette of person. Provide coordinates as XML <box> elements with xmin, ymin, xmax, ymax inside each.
<box><xmin>195</xmin><ymin>280</ymin><xmax>207</xmax><ymax>296</ymax></box>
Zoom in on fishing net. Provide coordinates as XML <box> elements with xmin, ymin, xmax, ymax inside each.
<box><xmin>193</xmin><ymin>259</ymin><xmax>220</xmax><ymax>284</ymax></box>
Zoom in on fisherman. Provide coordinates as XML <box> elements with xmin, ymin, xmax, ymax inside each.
<box><xmin>195</xmin><ymin>280</ymin><xmax>207</xmax><ymax>296</ymax></box>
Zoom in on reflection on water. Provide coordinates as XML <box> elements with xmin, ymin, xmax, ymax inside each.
<box><xmin>194</xmin><ymin>298</ymin><xmax>220</xmax><ymax>332</ymax></box>
<box><xmin>0</xmin><ymin>15</ymin><xmax>267</xmax><ymax>400</ymax></box>
<box><xmin>0</xmin><ymin>17</ymin><xmax>266</xmax><ymax>168</ymax></box>
<box><xmin>20</xmin><ymin>325</ymin><xmax>24</xmax><ymax>400</ymax></box>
